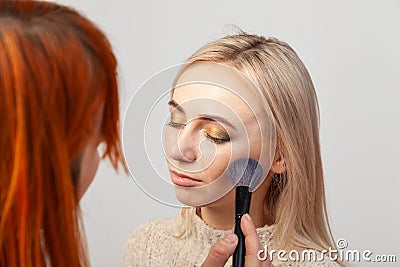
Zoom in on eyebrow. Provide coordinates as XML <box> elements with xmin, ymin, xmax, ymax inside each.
<box><xmin>168</xmin><ymin>99</ymin><xmax>185</xmax><ymax>114</ymax></box>
<box><xmin>198</xmin><ymin>114</ymin><xmax>237</xmax><ymax>130</ymax></box>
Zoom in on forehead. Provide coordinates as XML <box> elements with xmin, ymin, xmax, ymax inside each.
<box><xmin>173</xmin><ymin>62</ymin><xmax>265</xmax><ymax>123</ymax></box>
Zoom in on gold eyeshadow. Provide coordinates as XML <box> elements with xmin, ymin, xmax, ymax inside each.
<box><xmin>166</xmin><ymin>113</ymin><xmax>231</xmax><ymax>145</ymax></box>
<box><xmin>204</xmin><ymin>125</ymin><xmax>230</xmax><ymax>144</ymax></box>
<box><xmin>170</xmin><ymin>112</ymin><xmax>186</xmax><ymax>124</ymax></box>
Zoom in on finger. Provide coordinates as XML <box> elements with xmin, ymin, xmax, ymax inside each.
<box><xmin>241</xmin><ymin>214</ymin><xmax>262</xmax><ymax>255</ymax></box>
<box><xmin>202</xmin><ymin>234</ymin><xmax>238</xmax><ymax>267</ymax></box>
<box><xmin>241</xmin><ymin>214</ymin><xmax>274</xmax><ymax>267</ymax></box>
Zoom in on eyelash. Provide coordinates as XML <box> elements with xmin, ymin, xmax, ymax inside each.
<box><xmin>166</xmin><ymin>121</ymin><xmax>231</xmax><ymax>145</ymax></box>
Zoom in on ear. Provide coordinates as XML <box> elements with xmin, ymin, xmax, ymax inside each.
<box><xmin>270</xmin><ymin>149</ymin><xmax>286</xmax><ymax>174</ymax></box>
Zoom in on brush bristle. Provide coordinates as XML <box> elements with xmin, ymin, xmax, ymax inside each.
<box><xmin>228</xmin><ymin>158</ymin><xmax>264</xmax><ymax>191</ymax></box>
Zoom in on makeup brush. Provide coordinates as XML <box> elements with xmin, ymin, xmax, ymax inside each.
<box><xmin>228</xmin><ymin>158</ymin><xmax>264</xmax><ymax>267</ymax></box>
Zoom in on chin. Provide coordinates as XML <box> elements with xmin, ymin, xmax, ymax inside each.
<box><xmin>174</xmin><ymin>187</ymin><xmax>209</xmax><ymax>207</ymax></box>
<box><xmin>174</xmin><ymin>176</ymin><xmax>233</xmax><ymax>207</ymax></box>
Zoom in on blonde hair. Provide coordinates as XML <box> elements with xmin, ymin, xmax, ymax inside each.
<box><xmin>174</xmin><ymin>33</ymin><xmax>342</xmax><ymax>264</ymax></box>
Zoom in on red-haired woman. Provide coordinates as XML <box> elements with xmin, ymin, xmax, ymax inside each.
<box><xmin>0</xmin><ymin>1</ymin><xmax>126</xmax><ymax>266</ymax></box>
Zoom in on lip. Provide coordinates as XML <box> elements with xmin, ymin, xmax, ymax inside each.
<box><xmin>170</xmin><ymin>170</ymin><xmax>202</xmax><ymax>187</ymax></box>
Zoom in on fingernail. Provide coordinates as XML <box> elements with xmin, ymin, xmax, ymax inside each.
<box><xmin>223</xmin><ymin>234</ymin><xmax>237</xmax><ymax>244</ymax></box>
<box><xmin>243</xmin><ymin>214</ymin><xmax>252</xmax><ymax>223</ymax></box>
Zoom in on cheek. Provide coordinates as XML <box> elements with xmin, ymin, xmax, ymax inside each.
<box><xmin>77</xmin><ymin>144</ymin><xmax>100</xmax><ymax>199</ymax></box>
<box><xmin>248</xmin><ymin>138</ymin><xmax>262</xmax><ymax>161</ymax></box>
<box><xmin>202</xmin><ymin>144</ymin><xmax>232</xmax><ymax>182</ymax></box>
<box><xmin>202</xmin><ymin>132</ymin><xmax>262</xmax><ymax>183</ymax></box>
<box><xmin>245</xmin><ymin>124</ymin><xmax>263</xmax><ymax>161</ymax></box>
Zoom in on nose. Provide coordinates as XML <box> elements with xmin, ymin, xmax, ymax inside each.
<box><xmin>169</xmin><ymin>123</ymin><xmax>199</xmax><ymax>162</ymax></box>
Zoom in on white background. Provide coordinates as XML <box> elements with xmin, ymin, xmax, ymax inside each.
<box><xmin>58</xmin><ymin>1</ymin><xmax>400</xmax><ymax>266</ymax></box>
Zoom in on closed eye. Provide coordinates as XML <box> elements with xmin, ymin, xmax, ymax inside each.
<box><xmin>203</xmin><ymin>126</ymin><xmax>231</xmax><ymax>145</ymax></box>
<box><xmin>204</xmin><ymin>132</ymin><xmax>230</xmax><ymax>144</ymax></box>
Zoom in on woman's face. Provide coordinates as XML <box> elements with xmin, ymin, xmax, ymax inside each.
<box><xmin>164</xmin><ymin>62</ymin><xmax>274</xmax><ymax>206</ymax></box>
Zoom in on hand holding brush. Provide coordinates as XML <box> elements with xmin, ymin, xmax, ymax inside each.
<box><xmin>228</xmin><ymin>158</ymin><xmax>264</xmax><ymax>267</ymax></box>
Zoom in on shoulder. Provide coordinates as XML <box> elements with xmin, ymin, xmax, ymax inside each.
<box><xmin>121</xmin><ymin>218</ymin><xmax>176</xmax><ymax>267</ymax></box>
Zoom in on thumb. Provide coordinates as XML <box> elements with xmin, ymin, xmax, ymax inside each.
<box><xmin>202</xmin><ymin>234</ymin><xmax>238</xmax><ymax>267</ymax></box>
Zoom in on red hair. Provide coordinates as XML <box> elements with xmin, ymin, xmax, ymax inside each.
<box><xmin>0</xmin><ymin>1</ymin><xmax>126</xmax><ymax>266</ymax></box>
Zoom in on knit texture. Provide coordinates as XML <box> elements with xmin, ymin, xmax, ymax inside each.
<box><xmin>121</xmin><ymin>213</ymin><xmax>340</xmax><ymax>267</ymax></box>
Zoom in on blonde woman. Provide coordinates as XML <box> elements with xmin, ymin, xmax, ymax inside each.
<box><xmin>122</xmin><ymin>33</ymin><xmax>343</xmax><ymax>267</ymax></box>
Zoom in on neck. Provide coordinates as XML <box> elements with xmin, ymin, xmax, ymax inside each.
<box><xmin>199</xmin><ymin>181</ymin><xmax>271</xmax><ymax>230</ymax></box>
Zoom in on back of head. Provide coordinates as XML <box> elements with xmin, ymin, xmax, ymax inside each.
<box><xmin>0</xmin><ymin>1</ymin><xmax>125</xmax><ymax>266</ymax></box>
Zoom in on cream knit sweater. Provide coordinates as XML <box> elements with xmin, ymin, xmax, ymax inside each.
<box><xmin>122</xmin><ymin>213</ymin><xmax>340</xmax><ymax>267</ymax></box>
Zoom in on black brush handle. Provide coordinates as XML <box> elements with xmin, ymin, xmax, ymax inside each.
<box><xmin>233</xmin><ymin>186</ymin><xmax>252</xmax><ymax>267</ymax></box>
